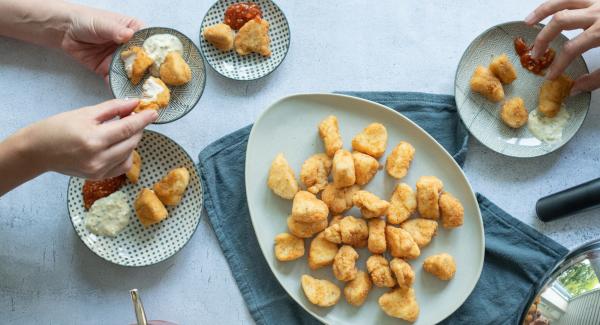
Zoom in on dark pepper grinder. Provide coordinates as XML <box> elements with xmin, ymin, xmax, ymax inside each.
<box><xmin>536</xmin><ymin>178</ymin><xmax>600</xmax><ymax>222</ymax></box>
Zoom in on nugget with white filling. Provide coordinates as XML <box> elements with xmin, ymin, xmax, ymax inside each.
<box><xmin>234</xmin><ymin>17</ymin><xmax>271</xmax><ymax>56</ymax></box>
<box><xmin>353</xmin><ymin>190</ymin><xmax>390</xmax><ymax>219</ymax></box>
<box><xmin>301</xmin><ymin>275</ymin><xmax>341</xmax><ymax>307</ymax></box>
<box><xmin>352</xmin><ymin>123</ymin><xmax>388</xmax><ymax>158</ymax></box>
<box><xmin>539</xmin><ymin>74</ymin><xmax>573</xmax><ymax>118</ymax></box>
<box><xmin>202</xmin><ymin>23</ymin><xmax>234</xmax><ymax>51</ymax></box>
<box><xmin>386</xmin><ymin>141</ymin><xmax>415</xmax><ymax>179</ymax></box>
<box><xmin>423</xmin><ymin>253</ymin><xmax>456</xmax><ymax>280</ymax></box>
<box><xmin>439</xmin><ymin>192</ymin><xmax>464</xmax><ymax>228</ymax></box>
<box><xmin>267</xmin><ymin>153</ymin><xmax>298</xmax><ymax>200</ymax></box>
<box><xmin>153</xmin><ymin>167</ymin><xmax>190</xmax><ymax>206</ymax></box>
<box><xmin>308</xmin><ymin>231</ymin><xmax>338</xmax><ymax>270</ymax></box>
<box><xmin>333</xmin><ymin>245</ymin><xmax>359</xmax><ymax>282</ymax></box>
<box><xmin>386</xmin><ymin>226</ymin><xmax>420</xmax><ymax>259</ymax></box>
<box><xmin>159</xmin><ymin>52</ymin><xmax>192</xmax><ymax>86</ymax></box>
<box><xmin>344</xmin><ymin>271</ymin><xmax>372</xmax><ymax>307</ymax></box>
<box><xmin>368</xmin><ymin>219</ymin><xmax>386</xmax><ymax>254</ymax></box>
<box><xmin>366</xmin><ymin>255</ymin><xmax>396</xmax><ymax>288</ymax></box>
<box><xmin>287</xmin><ymin>216</ymin><xmax>328</xmax><ymax>238</ymax></box>
<box><xmin>318</xmin><ymin>116</ymin><xmax>343</xmax><ymax>157</ymax></box>
<box><xmin>416</xmin><ymin>176</ymin><xmax>443</xmax><ymax>219</ymax></box>
<box><xmin>489</xmin><ymin>53</ymin><xmax>517</xmax><ymax>84</ymax></box>
<box><xmin>300</xmin><ymin>153</ymin><xmax>332</xmax><ymax>194</ymax></box>
<box><xmin>378</xmin><ymin>287</ymin><xmax>419</xmax><ymax>322</ymax></box>
<box><xmin>274</xmin><ymin>233</ymin><xmax>304</xmax><ymax>261</ymax></box>
<box><xmin>401</xmin><ymin>218</ymin><xmax>438</xmax><ymax>248</ymax></box>
<box><xmin>501</xmin><ymin>97</ymin><xmax>528</xmax><ymax>128</ymax></box>
<box><xmin>387</xmin><ymin>183</ymin><xmax>417</xmax><ymax>224</ymax></box>
<box><xmin>332</xmin><ymin>149</ymin><xmax>356</xmax><ymax>188</ymax></box>
<box><xmin>291</xmin><ymin>191</ymin><xmax>328</xmax><ymax>223</ymax></box>
<box><xmin>135</xmin><ymin>77</ymin><xmax>170</xmax><ymax>112</ymax></box>
<box><xmin>390</xmin><ymin>258</ymin><xmax>415</xmax><ymax>289</ymax></box>
<box><xmin>470</xmin><ymin>65</ymin><xmax>504</xmax><ymax>102</ymax></box>
<box><xmin>120</xmin><ymin>46</ymin><xmax>153</xmax><ymax>85</ymax></box>
<box><xmin>321</xmin><ymin>184</ymin><xmax>359</xmax><ymax>214</ymax></box>
<box><xmin>352</xmin><ymin>151</ymin><xmax>379</xmax><ymax>185</ymax></box>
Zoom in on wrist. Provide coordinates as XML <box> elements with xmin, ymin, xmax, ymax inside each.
<box><xmin>10</xmin><ymin>126</ymin><xmax>49</xmax><ymax>175</ymax></box>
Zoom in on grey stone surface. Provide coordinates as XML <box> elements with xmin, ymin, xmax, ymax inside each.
<box><xmin>0</xmin><ymin>0</ymin><xmax>599</xmax><ymax>324</ymax></box>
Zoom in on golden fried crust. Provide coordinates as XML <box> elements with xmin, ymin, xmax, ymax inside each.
<box><xmin>121</xmin><ymin>46</ymin><xmax>154</xmax><ymax>85</ymax></box>
<box><xmin>159</xmin><ymin>52</ymin><xmax>192</xmax><ymax>86</ymax></box>
<box><xmin>267</xmin><ymin>153</ymin><xmax>299</xmax><ymax>200</ymax></box>
<box><xmin>416</xmin><ymin>176</ymin><xmax>443</xmax><ymax>220</ymax></box>
<box><xmin>234</xmin><ymin>18</ymin><xmax>271</xmax><ymax>56</ymax></box>
<box><xmin>352</xmin><ymin>151</ymin><xmax>379</xmax><ymax>185</ymax></box>
<box><xmin>368</xmin><ymin>219</ymin><xmax>386</xmax><ymax>254</ymax></box>
<box><xmin>390</xmin><ymin>258</ymin><xmax>415</xmax><ymax>289</ymax></box>
<box><xmin>401</xmin><ymin>218</ymin><xmax>438</xmax><ymax>248</ymax></box>
<box><xmin>332</xmin><ymin>149</ymin><xmax>356</xmax><ymax>188</ymax></box>
<box><xmin>388</xmin><ymin>183</ymin><xmax>417</xmax><ymax>224</ymax></box>
<box><xmin>321</xmin><ymin>184</ymin><xmax>359</xmax><ymax>214</ymax></box>
<box><xmin>134</xmin><ymin>101</ymin><xmax>160</xmax><ymax>112</ymax></box>
<box><xmin>274</xmin><ymin>233</ymin><xmax>304</xmax><ymax>261</ymax></box>
<box><xmin>126</xmin><ymin>150</ymin><xmax>142</xmax><ymax>183</ymax></box>
<box><xmin>386</xmin><ymin>226</ymin><xmax>420</xmax><ymax>259</ymax></box>
<box><xmin>489</xmin><ymin>53</ymin><xmax>517</xmax><ymax>84</ymax></box>
<box><xmin>301</xmin><ymin>275</ymin><xmax>341</xmax><ymax>307</ymax></box>
<box><xmin>300</xmin><ymin>153</ymin><xmax>332</xmax><ymax>194</ymax></box>
<box><xmin>308</xmin><ymin>232</ymin><xmax>338</xmax><ymax>270</ymax></box>
<box><xmin>291</xmin><ymin>191</ymin><xmax>329</xmax><ymax>223</ymax></box>
<box><xmin>352</xmin><ymin>123</ymin><xmax>388</xmax><ymax>158</ymax></box>
<box><xmin>353</xmin><ymin>190</ymin><xmax>390</xmax><ymax>219</ymax></box>
<box><xmin>439</xmin><ymin>192</ymin><xmax>464</xmax><ymax>229</ymax></box>
<box><xmin>539</xmin><ymin>74</ymin><xmax>573</xmax><ymax>118</ymax></box>
<box><xmin>386</xmin><ymin>141</ymin><xmax>415</xmax><ymax>179</ymax></box>
<box><xmin>423</xmin><ymin>253</ymin><xmax>456</xmax><ymax>280</ymax></box>
<box><xmin>323</xmin><ymin>223</ymin><xmax>342</xmax><ymax>244</ymax></box>
<box><xmin>135</xmin><ymin>188</ymin><xmax>168</xmax><ymax>227</ymax></box>
<box><xmin>153</xmin><ymin>167</ymin><xmax>190</xmax><ymax>206</ymax></box>
<box><xmin>287</xmin><ymin>215</ymin><xmax>328</xmax><ymax>238</ymax></box>
<box><xmin>318</xmin><ymin>115</ymin><xmax>343</xmax><ymax>157</ymax></box>
<box><xmin>470</xmin><ymin>65</ymin><xmax>504</xmax><ymax>102</ymax></box>
<box><xmin>339</xmin><ymin>216</ymin><xmax>369</xmax><ymax>248</ymax></box>
<box><xmin>203</xmin><ymin>23</ymin><xmax>234</xmax><ymax>51</ymax></box>
<box><xmin>501</xmin><ymin>97</ymin><xmax>528</xmax><ymax>128</ymax></box>
<box><xmin>344</xmin><ymin>271</ymin><xmax>372</xmax><ymax>307</ymax></box>
<box><xmin>333</xmin><ymin>245</ymin><xmax>359</xmax><ymax>282</ymax></box>
<box><xmin>366</xmin><ymin>255</ymin><xmax>396</xmax><ymax>288</ymax></box>
<box><xmin>135</xmin><ymin>77</ymin><xmax>170</xmax><ymax>112</ymax></box>
<box><xmin>378</xmin><ymin>287</ymin><xmax>419</xmax><ymax>322</ymax></box>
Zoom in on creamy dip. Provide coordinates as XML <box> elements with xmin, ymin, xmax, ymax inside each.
<box><xmin>85</xmin><ymin>191</ymin><xmax>130</xmax><ymax>237</ymax></box>
<box><xmin>143</xmin><ymin>34</ymin><xmax>183</xmax><ymax>76</ymax></box>
<box><xmin>527</xmin><ymin>105</ymin><xmax>570</xmax><ymax>143</ymax></box>
<box><xmin>121</xmin><ymin>51</ymin><xmax>137</xmax><ymax>77</ymax></box>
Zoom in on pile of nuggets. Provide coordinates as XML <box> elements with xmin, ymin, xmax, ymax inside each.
<box><xmin>268</xmin><ymin>116</ymin><xmax>465</xmax><ymax>322</ymax></box>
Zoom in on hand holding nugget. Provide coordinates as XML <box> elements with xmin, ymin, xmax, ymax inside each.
<box><xmin>135</xmin><ymin>77</ymin><xmax>170</xmax><ymax>112</ymax></box>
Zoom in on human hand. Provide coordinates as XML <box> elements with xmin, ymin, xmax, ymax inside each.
<box><xmin>525</xmin><ymin>0</ymin><xmax>600</xmax><ymax>94</ymax></box>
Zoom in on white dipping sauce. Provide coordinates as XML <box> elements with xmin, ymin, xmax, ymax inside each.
<box><xmin>143</xmin><ymin>34</ymin><xmax>184</xmax><ymax>76</ymax></box>
<box><xmin>527</xmin><ymin>105</ymin><xmax>570</xmax><ymax>143</ymax></box>
<box><xmin>85</xmin><ymin>191</ymin><xmax>130</xmax><ymax>237</ymax></box>
<box><xmin>142</xmin><ymin>77</ymin><xmax>165</xmax><ymax>102</ymax></box>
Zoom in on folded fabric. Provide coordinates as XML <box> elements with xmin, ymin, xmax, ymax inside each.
<box><xmin>197</xmin><ymin>92</ymin><xmax>568</xmax><ymax>325</ymax></box>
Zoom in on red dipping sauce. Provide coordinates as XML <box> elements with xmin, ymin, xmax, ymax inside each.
<box><xmin>514</xmin><ymin>37</ymin><xmax>555</xmax><ymax>75</ymax></box>
<box><xmin>82</xmin><ymin>175</ymin><xmax>127</xmax><ymax>210</ymax></box>
<box><xmin>224</xmin><ymin>2</ymin><xmax>262</xmax><ymax>30</ymax></box>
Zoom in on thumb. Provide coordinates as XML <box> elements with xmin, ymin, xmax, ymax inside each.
<box><xmin>93</xmin><ymin>18</ymin><xmax>135</xmax><ymax>43</ymax></box>
<box><xmin>92</xmin><ymin>99</ymin><xmax>140</xmax><ymax>122</ymax></box>
<box><xmin>571</xmin><ymin>69</ymin><xmax>600</xmax><ymax>96</ymax></box>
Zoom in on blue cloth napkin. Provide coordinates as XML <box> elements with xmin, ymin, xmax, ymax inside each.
<box><xmin>197</xmin><ymin>92</ymin><xmax>568</xmax><ymax>325</ymax></box>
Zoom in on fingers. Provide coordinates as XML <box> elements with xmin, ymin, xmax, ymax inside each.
<box><xmin>525</xmin><ymin>0</ymin><xmax>591</xmax><ymax>25</ymax></box>
<box><xmin>547</xmin><ymin>29</ymin><xmax>600</xmax><ymax>79</ymax></box>
<box><xmin>101</xmin><ymin>109</ymin><xmax>158</xmax><ymax>145</ymax></box>
<box><xmin>92</xmin><ymin>99</ymin><xmax>140</xmax><ymax>122</ymax></box>
<box><xmin>127</xmin><ymin>19</ymin><xmax>145</xmax><ymax>32</ymax></box>
<box><xmin>531</xmin><ymin>9</ymin><xmax>592</xmax><ymax>58</ymax></box>
<box><xmin>98</xmin><ymin>153</ymin><xmax>134</xmax><ymax>179</ymax></box>
<box><xmin>98</xmin><ymin>130</ymin><xmax>142</xmax><ymax>168</ymax></box>
<box><xmin>571</xmin><ymin>68</ymin><xmax>600</xmax><ymax>94</ymax></box>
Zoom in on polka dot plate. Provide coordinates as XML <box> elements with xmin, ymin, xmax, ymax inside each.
<box><xmin>67</xmin><ymin>130</ymin><xmax>203</xmax><ymax>267</ymax></box>
<box><xmin>199</xmin><ymin>0</ymin><xmax>290</xmax><ymax>80</ymax></box>
<box><xmin>109</xmin><ymin>27</ymin><xmax>207</xmax><ymax>124</ymax></box>
<box><xmin>455</xmin><ymin>21</ymin><xmax>591</xmax><ymax>158</ymax></box>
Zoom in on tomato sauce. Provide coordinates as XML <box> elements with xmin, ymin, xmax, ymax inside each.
<box><xmin>224</xmin><ymin>2</ymin><xmax>262</xmax><ymax>30</ymax></box>
<box><xmin>514</xmin><ymin>37</ymin><xmax>555</xmax><ymax>75</ymax></box>
<box><xmin>82</xmin><ymin>175</ymin><xmax>127</xmax><ymax>210</ymax></box>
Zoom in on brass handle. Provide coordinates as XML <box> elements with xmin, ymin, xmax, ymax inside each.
<box><xmin>130</xmin><ymin>289</ymin><xmax>148</xmax><ymax>325</ymax></box>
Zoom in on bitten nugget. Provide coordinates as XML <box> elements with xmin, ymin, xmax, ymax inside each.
<box><xmin>352</xmin><ymin>151</ymin><xmax>379</xmax><ymax>185</ymax></box>
<box><xmin>539</xmin><ymin>74</ymin><xmax>573</xmax><ymax>118</ymax></box>
<box><xmin>333</xmin><ymin>245</ymin><xmax>359</xmax><ymax>282</ymax></box>
<box><xmin>159</xmin><ymin>52</ymin><xmax>192</xmax><ymax>86</ymax></box>
<box><xmin>120</xmin><ymin>46</ymin><xmax>153</xmax><ymax>85</ymax></box>
<box><xmin>489</xmin><ymin>53</ymin><xmax>517</xmax><ymax>84</ymax></box>
<box><xmin>423</xmin><ymin>253</ymin><xmax>456</xmax><ymax>280</ymax></box>
<box><xmin>344</xmin><ymin>271</ymin><xmax>372</xmax><ymax>307</ymax></box>
<box><xmin>386</xmin><ymin>226</ymin><xmax>420</xmax><ymax>259</ymax></box>
<box><xmin>352</xmin><ymin>123</ymin><xmax>388</xmax><ymax>158</ymax></box>
<box><xmin>321</xmin><ymin>184</ymin><xmax>359</xmax><ymax>214</ymax></box>
<box><xmin>416</xmin><ymin>176</ymin><xmax>443</xmax><ymax>219</ymax></box>
<box><xmin>300</xmin><ymin>153</ymin><xmax>332</xmax><ymax>194</ymax></box>
<box><xmin>470</xmin><ymin>66</ymin><xmax>504</xmax><ymax>102</ymax></box>
<box><xmin>439</xmin><ymin>192</ymin><xmax>464</xmax><ymax>228</ymax></box>
<box><xmin>274</xmin><ymin>233</ymin><xmax>304</xmax><ymax>261</ymax></box>
<box><xmin>267</xmin><ymin>153</ymin><xmax>299</xmax><ymax>200</ymax></box>
<box><xmin>135</xmin><ymin>188</ymin><xmax>168</xmax><ymax>227</ymax></box>
<box><xmin>287</xmin><ymin>216</ymin><xmax>328</xmax><ymax>238</ymax></box>
<box><xmin>332</xmin><ymin>149</ymin><xmax>356</xmax><ymax>188</ymax></box>
<box><xmin>378</xmin><ymin>287</ymin><xmax>419</xmax><ymax>322</ymax></box>
<box><xmin>366</xmin><ymin>255</ymin><xmax>396</xmax><ymax>288</ymax></box>
<box><xmin>388</xmin><ymin>183</ymin><xmax>417</xmax><ymax>224</ymax></box>
<box><xmin>501</xmin><ymin>97</ymin><xmax>528</xmax><ymax>128</ymax></box>
<box><xmin>291</xmin><ymin>191</ymin><xmax>329</xmax><ymax>223</ymax></box>
<box><xmin>368</xmin><ymin>219</ymin><xmax>386</xmax><ymax>254</ymax></box>
<box><xmin>353</xmin><ymin>190</ymin><xmax>390</xmax><ymax>219</ymax></box>
<box><xmin>202</xmin><ymin>23</ymin><xmax>234</xmax><ymax>51</ymax></box>
<box><xmin>390</xmin><ymin>258</ymin><xmax>415</xmax><ymax>289</ymax></box>
<box><xmin>308</xmin><ymin>231</ymin><xmax>339</xmax><ymax>270</ymax></box>
<box><xmin>234</xmin><ymin>17</ymin><xmax>271</xmax><ymax>56</ymax></box>
<box><xmin>135</xmin><ymin>77</ymin><xmax>170</xmax><ymax>112</ymax></box>
<box><xmin>153</xmin><ymin>167</ymin><xmax>190</xmax><ymax>206</ymax></box>
<box><xmin>125</xmin><ymin>150</ymin><xmax>142</xmax><ymax>183</ymax></box>
<box><xmin>301</xmin><ymin>275</ymin><xmax>341</xmax><ymax>307</ymax></box>
<box><xmin>401</xmin><ymin>218</ymin><xmax>438</xmax><ymax>248</ymax></box>
<box><xmin>386</xmin><ymin>141</ymin><xmax>415</xmax><ymax>179</ymax></box>
<box><xmin>318</xmin><ymin>116</ymin><xmax>343</xmax><ymax>157</ymax></box>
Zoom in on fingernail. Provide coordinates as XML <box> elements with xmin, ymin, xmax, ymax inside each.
<box><xmin>118</xmin><ymin>28</ymin><xmax>134</xmax><ymax>42</ymax></box>
<box><xmin>570</xmin><ymin>88</ymin><xmax>582</xmax><ymax>96</ymax></box>
<box><xmin>525</xmin><ymin>13</ymin><xmax>535</xmax><ymax>24</ymax></box>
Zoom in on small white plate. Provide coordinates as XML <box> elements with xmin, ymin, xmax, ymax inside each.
<box><xmin>455</xmin><ymin>21</ymin><xmax>591</xmax><ymax>158</ymax></box>
<box><xmin>67</xmin><ymin>130</ymin><xmax>203</xmax><ymax>267</ymax></box>
<box><xmin>245</xmin><ymin>93</ymin><xmax>484</xmax><ymax>324</ymax></box>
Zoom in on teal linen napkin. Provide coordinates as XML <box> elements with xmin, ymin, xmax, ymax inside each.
<box><xmin>197</xmin><ymin>92</ymin><xmax>568</xmax><ymax>324</ymax></box>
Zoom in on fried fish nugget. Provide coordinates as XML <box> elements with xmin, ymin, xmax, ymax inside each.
<box><xmin>366</xmin><ymin>255</ymin><xmax>396</xmax><ymax>288</ymax></box>
<box><xmin>423</xmin><ymin>253</ymin><xmax>456</xmax><ymax>280</ymax></box>
<box><xmin>352</xmin><ymin>190</ymin><xmax>390</xmax><ymax>219</ymax></box>
<box><xmin>386</xmin><ymin>141</ymin><xmax>415</xmax><ymax>179</ymax></box>
<box><xmin>125</xmin><ymin>150</ymin><xmax>142</xmax><ymax>183</ymax></box>
<box><xmin>501</xmin><ymin>97</ymin><xmax>528</xmax><ymax>128</ymax></box>
<box><xmin>333</xmin><ymin>245</ymin><xmax>359</xmax><ymax>281</ymax></box>
<box><xmin>416</xmin><ymin>176</ymin><xmax>443</xmax><ymax>219</ymax></box>
<box><xmin>287</xmin><ymin>216</ymin><xmax>328</xmax><ymax>238</ymax></box>
<box><xmin>318</xmin><ymin>116</ymin><xmax>343</xmax><ymax>157</ymax></box>
<box><xmin>378</xmin><ymin>287</ymin><xmax>419</xmax><ymax>322</ymax></box>
<box><xmin>291</xmin><ymin>191</ymin><xmax>329</xmax><ymax>223</ymax></box>
<box><xmin>401</xmin><ymin>218</ymin><xmax>438</xmax><ymax>248</ymax></box>
<box><xmin>390</xmin><ymin>258</ymin><xmax>415</xmax><ymax>289</ymax></box>
<box><xmin>352</xmin><ymin>151</ymin><xmax>379</xmax><ymax>185</ymax></box>
<box><xmin>470</xmin><ymin>65</ymin><xmax>504</xmax><ymax>102</ymax></box>
<box><xmin>539</xmin><ymin>74</ymin><xmax>573</xmax><ymax>118</ymax></box>
<box><xmin>388</xmin><ymin>183</ymin><xmax>417</xmax><ymax>225</ymax></box>
<box><xmin>368</xmin><ymin>219</ymin><xmax>386</xmax><ymax>254</ymax></box>
<box><xmin>234</xmin><ymin>17</ymin><xmax>271</xmax><ymax>56</ymax></box>
<box><xmin>274</xmin><ymin>233</ymin><xmax>304</xmax><ymax>261</ymax></box>
<box><xmin>439</xmin><ymin>192</ymin><xmax>464</xmax><ymax>228</ymax></box>
<box><xmin>321</xmin><ymin>184</ymin><xmax>359</xmax><ymax>214</ymax></box>
<box><xmin>332</xmin><ymin>149</ymin><xmax>356</xmax><ymax>188</ymax></box>
<box><xmin>159</xmin><ymin>52</ymin><xmax>192</xmax><ymax>86</ymax></box>
<box><xmin>267</xmin><ymin>153</ymin><xmax>299</xmax><ymax>200</ymax></box>
<box><xmin>489</xmin><ymin>53</ymin><xmax>517</xmax><ymax>84</ymax></box>
<box><xmin>202</xmin><ymin>23</ymin><xmax>234</xmax><ymax>51</ymax></box>
<box><xmin>386</xmin><ymin>226</ymin><xmax>420</xmax><ymax>259</ymax></box>
<box><xmin>344</xmin><ymin>271</ymin><xmax>372</xmax><ymax>307</ymax></box>
<box><xmin>301</xmin><ymin>274</ymin><xmax>341</xmax><ymax>307</ymax></box>
<box><xmin>153</xmin><ymin>167</ymin><xmax>190</xmax><ymax>206</ymax></box>
<box><xmin>308</xmin><ymin>231</ymin><xmax>339</xmax><ymax>270</ymax></box>
<box><xmin>300</xmin><ymin>153</ymin><xmax>332</xmax><ymax>194</ymax></box>
<box><xmin>120</xmin><ymin>46</ymin><xmax>153</xmax><ymax>85</ymax></box>
<box><xmin>352</xmin><ymin>123</ymin><xmax>388</xmax><ymax>158</ymax></box>
<box><xmin>339</xmin><ymin>216</ymin><xmax>369</xmax><ymax>248</ymax></box>
<box><xmin>135</xmin><ymin>77</ymin><xmax>170</xmax><ymax>112</ymax></box>
<box><xmin>135</xmin><ymin>188</ymin><xmax>168</xmax><ymax>227</ymax></box>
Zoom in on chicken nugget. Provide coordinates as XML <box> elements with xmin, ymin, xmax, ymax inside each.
<box><xmin>153</xmin><ymin>167</ymin><xmax>190</xmax><ymax>206</ymax></box>
<box><xmin>308</xmin><ymin>231</ymin><xmax>338</xmax><ymax>270</ymax></box>
<box><xmin>416</xmin><ymin>176</ymin><xmax>443</xmax><ymax>219</ymax></box>
<box><xmin>470</xmin><ymin>65</ymin><xmax>504</xmax><ymax>102</ymax></box>
<box><xmin>423</xmin><ymin>253</ymin><xmax>456</xmax><ymax>280</ymax></box>
<box><xmin>318</xmin><ymin>116</ymin><xmax>343</xmax><ymax>157</ymax></box>
<box><xmin>333</xmin><ymin>245</ymin><xmax>359</xmax><ymax>282</ymax></box>
<box><xmin>366</xmin><ymin>255</ymin><xmax>396</xmax><ymax>288</ymax></box>
<box><xmin>439</xmin><ymin>192</ymin><xmax>464</xmax><ymax>228</ymax></box>
<box><xmin>159</xmin><ymin>52</ymin><xmax>192</xmax><ymax>86</ymax></box>
<box><xmin>386</xmin><ymin>226</ymin><xmax>420</xmax><ymax>259</ymax></box>
<box><xmin>353</xmin><ymin>190</ymin><xmax>390</xmax><ymax>219</ymax></box>
<box><xmin>344</xmin><ymin>271</ymin><xmax>372</xmax><ymax>307</ymax></box>
<box><xmin>352</xmin><ymin>123</ymin><xmax>388</xmax><ymax>158</ymax></box>
<box><xmin>329</xmin><ymin>215</ymin><xmax>343</xmax><ymax>226</ymax></box>
<box><xmin>301</xmin><ymin>274</ymin><xmax>340</xmax><ymax>307</ymax></box>
<box><xmin>368</xmin><ymin>219</ymin><xmax>386</xmax><ymax>254</ymax></box>
<box><xmin>287</xmin><ymin>216</ymin><xmax>327</xmax><ymax>238</ymax></box>
<box><xmin>274</xmin><ymin>233</ymin><xmax>304</xmax><ymax>262</ymax></box>
<box><xmin>291</xmin><ymin>191</ymin><xmax>328</xmax><ymax>223</ymax></box>
<box><xmin>321</xmin><ymin>184</ymin><xmax>359</xmax><ymax>214</ymax></box>
<box><xmin>135</xmin><ymin>188</ymin><xmax>168</xmax><ymax>227</ymax></box>
<box><xmin>386</xmin><ymin>141</ymin><xmax>415</xmax><ymax>179</ymax></box>
<box><xmin>387</xmin><ymin>183</ymin><xmax>417</xmax><ymax>224</ymax></box>
<box><xmin>352</xmin><ymin>151</ymin><xmax>379</xmax><ymax>185</ymax></box>
<box><xmin>390</xmin><ymin>258</ymin><xmax>415</xmax><ymax>289</ymax></box>
<box><xmin>267</xmin><ymin>153</ymin><xmax>299</xmax><ymax>200</ymax></box>
<box><xmin>234</xmin><ymin>17</ymin><xmax>271</xmax><ymax>56</ymax></box>
<box><xmin>401</xmin><ymin>218</ymin><xmax>438</xmax><ymax>248</ymax></box>
<box><xmin>323</xmin><ymin>223</ymin><xmax>342</xmax><ymax>244</ymax></box>
<box><xmin>489</xmin><ymin>53</ymin><xmax>517</xmax><ymax>84</ymax></box>
<box><xmin>300</xmin><ymin>153</ymin><xmax>332</xmax><ymax>194</ymax></box>
<box><xmin>332</xmin><ymin>149</ymin><xmax>356</xmax><ymax>188</ymax></box>
<box><xmin>378</xmin><ymin>287</ymin><xmax>419</xmax><ymax>322</ymax></box>
<box><xmin>203</xmin><ymin>23</ymin><xmax>234</xmax><ymax>51</ymax></box>
<box><xmin>539</xmin><ymin>74</ymin><xmax>573</xmax><ymax>118</ymax></box>
<box><xmin>125</xmin><ymin>150</ymin><xmax>142</xmax><ymax>183</ymax></box>
<box><xmin>135</xmin><ymin>77</ymin><xmax>170</xmax><ymax>112</ymax></box>
<box><xmin>339</xmin><ymin>216</ymin><xmax>369</xmax><ymax>248</ymax></box>
<box><xmin>501</xmin><ymin>97</ymin><xmax>528</xmax><ymax>128</ymax></box>
<box><xmin>120</xmin><ymin>46</ymin><xmax>153</xmax><ymax>85</ymax></box>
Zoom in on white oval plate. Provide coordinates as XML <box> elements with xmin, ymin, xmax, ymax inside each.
<box><xmin>245</xmin><ymin>93</ymin><xmax>484</xmax><ymax>324</ymax></box>
<box><xmin>455</xmin><ymin>21</ymin><xmax>591</xmax><ymax>158</ymax></box>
